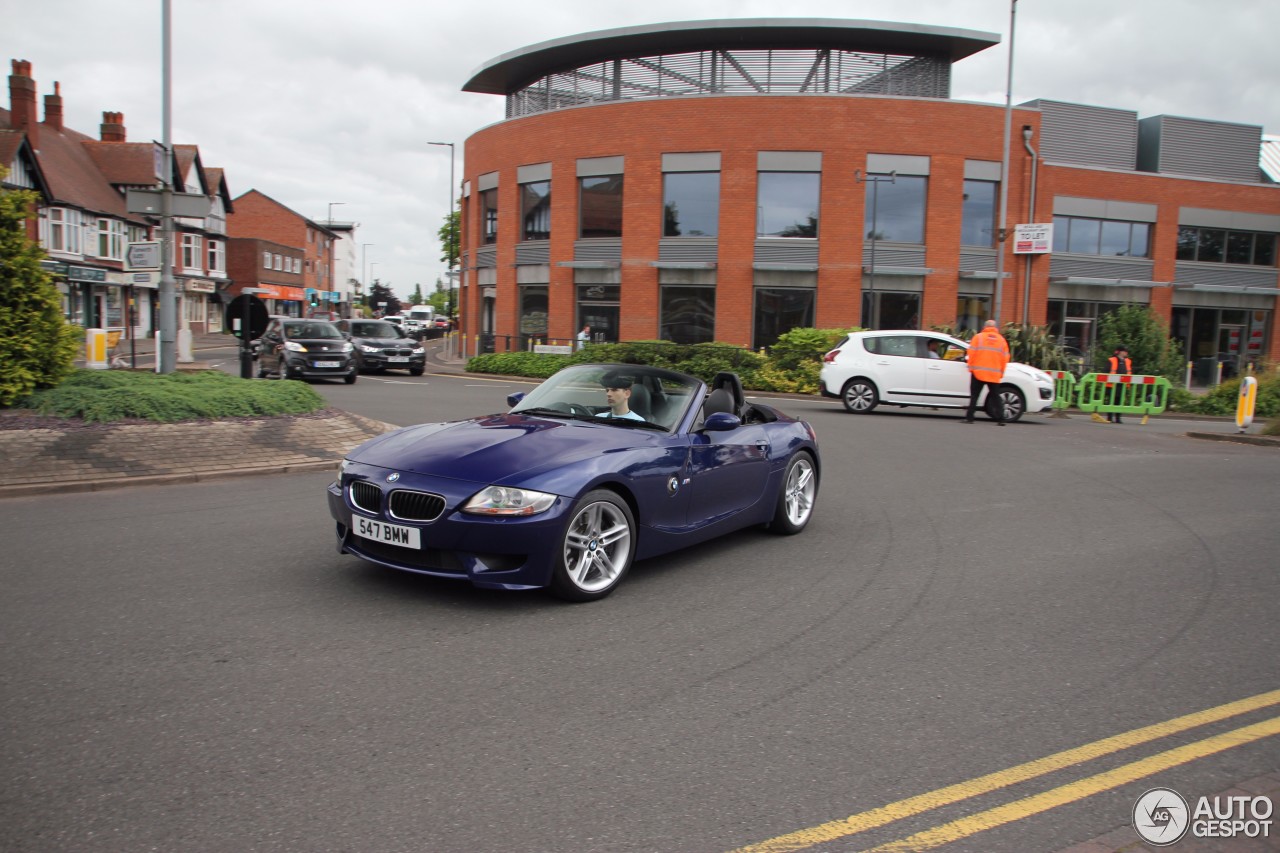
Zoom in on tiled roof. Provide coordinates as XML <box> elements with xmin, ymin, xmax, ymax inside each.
<box><xmin>82</xmin><ymin>141</ymin><xmax>159</xmax><ymax>187</ymax></box>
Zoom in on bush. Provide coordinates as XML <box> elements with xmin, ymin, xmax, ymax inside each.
<box><xmin>19</xmin><ymin>369</ymin><xmax>327</xmax><ymax>423</ymax></box>
<box><xmin>1094</xmin><ymin>304</ymin><xmax>1185</xmax><ymax>381</ymax></box>
<box><xmin>1177</xmin><ymin>370</ymin><xmax>1280</xmax><ymax>418</ymax></box>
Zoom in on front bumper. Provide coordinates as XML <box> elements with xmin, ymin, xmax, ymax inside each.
<box><xmin>357</xmin><ymin>352</ymin><xmax>426</xmax><ymax>371</ymax></box>
<box><xmin>284</xmin><ymin>353</ymin><xmax>356</xmax><ymax>378</ymax></box>
<box><xmin>326</xmin><ymin>474</ymin><xmax>572</xmax><ymax>591</ymax></box>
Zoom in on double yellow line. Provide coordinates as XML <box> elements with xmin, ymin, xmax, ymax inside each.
<box><xmin>733</xmin><ymin>689</ymin><xmax>1280</xmax><ymax>853</ymax></box>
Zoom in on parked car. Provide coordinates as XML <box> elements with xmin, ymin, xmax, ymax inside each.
<box><xmin>306</xmin><ymin>309</ymin><xmax>341</xmax><ymax>321</ymax></box>
<box><xmin>256</xmin><ymin>317</ymin><xmax>357</xmax><ymax>384</ymax></box>
<box><xmin>819</xmin><ymin>330</ymin><xmax>1055</xmax><ymax>422</ymax></box>
<box><xmin>327</xmin><ymin>364</ymin><xmax>820</xmax><ymax>601</ymax></box>
<box><xmin>336</xmin><ymin>319</ymin><xmax>426</xmax><ymax>376</ymax></box>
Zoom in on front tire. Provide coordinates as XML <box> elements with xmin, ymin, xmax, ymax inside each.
<box><xmin>770</xmin><ymin>451</ymin><xmax>817</xmax><ymax>534</ymax></box>
<box><xmin>986</xmin><ymin>385</ymin><xmax>1025</xmax><ymax>423</ymax></box>
<box><xmin>344</xmin><ymin>371</ymin><xmax>358</xmax><ymax>385</ymax></box>
<box><xmin>841</xmin><ymin>378</ymin><xmax>879</xmax><ymax>414</ymax></box>
<box><xmin>549</xmin><ymin>490</ymin><xmax>635</xmax><ymax>602</ymax></box>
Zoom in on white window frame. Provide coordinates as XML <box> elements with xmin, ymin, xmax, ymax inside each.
<box><xmin>95</xmin><ymin>218</ymin><xmax>126</xmax><ymax>260</ymax></box>
<box><xmin>206</xmin><ymin>239</ymin><xmax>226</xmax><ymax>277</ymax></box>
<box><xmin>263</xmin><ymin>251</ymin><xmax>272</xmax><ymax>269</ymax></box>
<box><xmin>181</xmin><ymin>234</ymin><xmax>203</xmax><ymax>272</ymax></box>
<box><xmin>43</xmin><ymin>207</ymin><xmax>83</xmax><ymax>255</ymax></box>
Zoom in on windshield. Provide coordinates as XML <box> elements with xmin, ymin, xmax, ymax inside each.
<box><xmin>284</xmin><ymin>321</ymin><xmax>342</xmax><ymax>340</ymax></box>
<box><xmin>509</xmin><ymin>364</ymin><xmax>701</xmax><ymax>432</ymax></box>
<box><xmin>350</xmin><ymin>322</ymin><xmax>398</xmax><ymax>339</ymax></box>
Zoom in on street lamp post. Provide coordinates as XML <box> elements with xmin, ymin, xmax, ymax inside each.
<box><xmin>361</xmin><ymin>243</ymin><xmax>374</xmax><ymax>313</ymax></box>
<box><xmin>428</xmin><ymin>141</ymin><xmax>457</xmax><ymax>349</ymax></box>
<box><xmin>855</xmin><ymin>169</ymin><xmax>896</xmax><ymax>330</ymax></box>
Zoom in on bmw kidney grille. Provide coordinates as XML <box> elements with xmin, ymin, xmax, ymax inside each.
<box><xmin>349</xmin><ymin>480</ymin><xmax>382</xmax><ymax>514</ymax></box>
<box><xmin>389</xmin><ymin>490</ymin><xmax>446</xmax><ymax>522</ymax></box>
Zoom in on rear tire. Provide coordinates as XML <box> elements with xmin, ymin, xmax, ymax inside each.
<box><xmin>841</xmin><ymin>378</ymin><xmax>879</xmax><ymax>414</ymax></box>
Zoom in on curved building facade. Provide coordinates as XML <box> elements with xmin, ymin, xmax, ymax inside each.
<box><xmin>457</xmin><ymin>18</ymin><xmax>1280</xmax><ymax>372</ymax></box>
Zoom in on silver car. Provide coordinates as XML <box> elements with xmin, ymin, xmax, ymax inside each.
<box><xmin>819</xmin><ymin>330</ymin><xmax>1055</xmax><ymax>422</ymax></box>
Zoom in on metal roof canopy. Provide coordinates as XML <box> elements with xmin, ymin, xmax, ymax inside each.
<box><xmin>464</xmin><ymin>18</ymin><xmax>1000</xmax><ymax>95</ymax></box>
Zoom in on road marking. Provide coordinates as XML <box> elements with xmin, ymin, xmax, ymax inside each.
<box><xmin>731</xmin><ymin>689</ymin><xmax>1280</xmax><ymax>853</ymax></box>
<box><xmin>865</xmin><ymin>716</ymin><xmax>1280</xmax><ymax>852</ymax></box>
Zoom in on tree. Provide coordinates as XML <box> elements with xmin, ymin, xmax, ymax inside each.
<box><xmin>437</xmin><ymin>207</ymin><xmax>459</xmax><ymax>269</ymax></box>
<box><xmin>1094</xmin><ymin>304</ymin><xmax>1185</xmax><ymax>380</ymax></box>
<box><xmin>367</xmin><ymin>280</ymin><xmax>401</xmax><ymax>317</ymax></box>
<box><xmin>408</xmin><ymin>283</ymin><xmax>425</xmax><ymax>305</ymax></box>
<box><xmin>0</xmin><ymin>179</ymin><xmax>80</xmax><ymax>406</ymax></box>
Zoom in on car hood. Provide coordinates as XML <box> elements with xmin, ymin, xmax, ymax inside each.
<box><xmin>351</xmin><ymin>335</ymin><xmax>417</xmax><ymax>347</ymax></box>
<box><xmin>286</xmin><ymin>338</ymin><xmax>348</xmax><ymax>349</ymax></box>
<box><xmin>347</xmin><ymin>414</ymin><xmax>656</xmax><ymax>486</ymax></box>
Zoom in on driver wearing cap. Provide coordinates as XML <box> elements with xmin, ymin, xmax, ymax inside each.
<box><xmin>598</xmin><ymin>372</ymin><xmax>645</xmax><ymax>421</ymax></box>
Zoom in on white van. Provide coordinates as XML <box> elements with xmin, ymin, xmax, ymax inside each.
<box><xmin>402</xmin><ymin>305</ymin><xmax>435</xmax><ymax>337</ymax></box>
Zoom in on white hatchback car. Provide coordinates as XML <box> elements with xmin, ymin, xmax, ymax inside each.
<box><xmin>819</xmin><ymin>330</ymin><xmax>1055</xmax><ymax>422</ymax></box>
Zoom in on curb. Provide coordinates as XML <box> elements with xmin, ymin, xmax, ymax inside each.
<box><xmin>0</xmin><ymin>460</ymin><xmax>341</xmax><ymax>498</ymax></box>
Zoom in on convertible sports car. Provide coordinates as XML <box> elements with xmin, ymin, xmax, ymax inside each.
<box><xmin>327</xmin><ymin>363</ymin><xmax>820</xmax><ymax>601</ymax></box>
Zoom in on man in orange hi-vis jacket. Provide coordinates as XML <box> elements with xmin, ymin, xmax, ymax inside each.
<box><xmin>962</xmin><ymin>320</ymin><xmax>1011</xmax><ymax>424</ymax></box>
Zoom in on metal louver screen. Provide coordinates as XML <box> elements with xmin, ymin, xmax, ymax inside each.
<box><xmin>508</xmin><ymin>49</ymin><xmax>949</xmax><ymax>117</ymax></box>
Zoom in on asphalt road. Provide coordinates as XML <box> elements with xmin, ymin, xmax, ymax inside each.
<box><xmin>3</xmin><ymin>361</ymin><xmax>1277</xmax><ymax>852</ymax></box>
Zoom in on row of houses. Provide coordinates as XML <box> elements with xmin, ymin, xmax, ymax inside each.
<box><xmin>1</xmin><ymin>59</ymin><xmax>361</xmax><ymax>339</ymax></box>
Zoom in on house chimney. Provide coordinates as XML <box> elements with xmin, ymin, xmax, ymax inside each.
<box><xmin>8</xmin><ymin>59</ymin><xmax>38</xmax><ymax>148</ymax></box>
<box><xmin>43</xmin><ymin>81</ymin><xmax>63</xmax><ymax>132</ymax></box>
<box><xmin>100</xmin><ymin>111</ymin><xmax>126</xmax><ymax>142</ymax></box>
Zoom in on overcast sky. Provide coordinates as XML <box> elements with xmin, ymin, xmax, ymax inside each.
<box><xmin>7</xmin><ymin>0</ymin><xmax>1278</xmax><ymax>300</ymax></box>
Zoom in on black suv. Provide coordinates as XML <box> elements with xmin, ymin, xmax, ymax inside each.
<box><xmin>256</xmin><ymin>318</ymin><xmax>357</xmax><ymax>383</ymax></box>
<box><xmin>336</xmin><ymin>319</ymin><xmax>427</xmax><ymax>376</ymax></box>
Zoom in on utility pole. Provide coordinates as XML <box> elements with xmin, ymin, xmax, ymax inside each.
<box><xmin>157</xmin><ymin>0</ymin><xmax>176</xmax><ymax>373</ymax></box>
<box><xmin>993</xmin><ymin>0</ymin><xmax>1018</xmax><ymax>325</ymax></box>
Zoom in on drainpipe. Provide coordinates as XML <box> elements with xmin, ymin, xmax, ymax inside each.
<box><xmin>1021</xmin><ymin>124</ymin><xmax>1038</xmax><ymax>326</ymax></box>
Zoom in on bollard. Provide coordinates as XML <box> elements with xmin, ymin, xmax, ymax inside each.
<box><xmin>85</xmin><ymin>328</ymin><xmax>109</xmax><ymax>369</ymax></box>
<box><xmin>1236</xmin><ymin>376</ymin><xmax>1258</xmax><ymax>433</ymax></box>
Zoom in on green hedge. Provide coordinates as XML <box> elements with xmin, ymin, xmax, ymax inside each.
<box><xmin>1169</xmin><ymin>370</ymin><xmax>1280</xmax><ymax>417</ymax></box>
<box><xmin>19</xmin><ymin>369</ymin><xmax>327</xmax><ymax>423</ymax></box>
<box><xmin>466</xmin><ymin>328</ymin><xmax>858</xmax><ymax>393</ymax></box>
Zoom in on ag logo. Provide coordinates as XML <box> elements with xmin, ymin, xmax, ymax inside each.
<box><xmin>1134</xmin><ymin>787</ymin><xmax>1190</xmax><ymax>846</ymax></box>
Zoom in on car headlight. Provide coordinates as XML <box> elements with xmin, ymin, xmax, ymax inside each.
<box><xmin>340</xmin><ymin>458</ymin><xmax>354</xmax><ymax>473</ymax></box>
<box><xmin>284</xmin><ymin>341</ymin><xmax>306</xmax><ymax>352</ymax></box>
<box><xmin>360</xmin><ymin>345</ymin><xmax>381</xmax><ymax>353</ymax></box>
<box><xmin>412</xmin><ymin>346</ymin><xmax>425</xmax><ymax>354</ymax></box>
<box><xmin>462</xmin><ymin>485</ymin><xmax>557</xmax><ymax>516</ymax></box>
<box><xmin>341</xmin><ymin>342</ymin><xmax>354</xmax><ymax>353</ymax></box>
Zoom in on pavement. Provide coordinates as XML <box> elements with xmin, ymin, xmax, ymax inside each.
<box><xmin>1</xmin><ymin>331</ymin><xmax>1274</xmax><ymax>500</ymax></box>
<box><xmin>5</xmin><ymin>334</ymin><xmax>1278</xmax><ymax>851</ymax></box>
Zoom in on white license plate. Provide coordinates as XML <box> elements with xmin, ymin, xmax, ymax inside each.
<box><xmin>387</xmin><ymin>356</ymin><xmax>409</xmax><ymax>363</ymax></box>
<box><xmin>354</xmin><ymin>517</ymin><xmax>421</xmax><ymax>549</ymax></box>
<box><xmin>314</xmin><ymin>360</ymin><xmax>341</xmax><ymax>368</ymax></box>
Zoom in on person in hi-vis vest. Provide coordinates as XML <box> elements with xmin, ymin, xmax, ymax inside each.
<box><xmin>962</xmin><ymin>320</ymin><xmax>1011</xmax><ymax>424</ymax></box>
<box><xmin>1106</xmin><ymin>345</ymin><xmax>1132</xmax><ymax>423</ymax></box>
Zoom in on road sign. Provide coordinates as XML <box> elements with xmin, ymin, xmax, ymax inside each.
<box><xmin>125</xmin><ymin>242</ymin><xmax>162</xmax><ymax>271</ymax></box>
<box><xmin>125</xmin><ymin>188</ymin><xmax>213</xmax><ymax>218</ymax></box>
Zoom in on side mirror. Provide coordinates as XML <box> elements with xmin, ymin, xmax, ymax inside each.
<box><xmin>507</xmin><ymin>392</ymin><xmax>527</xmax><ymax>407</ymax></box>
<box><xmin>702</xmin><ymin>412</ymin><xmax>742</xmax><ymax>432</ymax></box>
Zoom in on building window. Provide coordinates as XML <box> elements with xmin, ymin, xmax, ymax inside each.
<box><xmin>576</xmin><ymin>284</ymin><xmax>620</xmax><ymax>345</ymax></box>
<box><xmin>263</xmin><ymin>251</ymin><xmax>272</xmax><ymax>269</ymax></box>
<box><xmin>662</xmin><ymin>172</ymin><xmax>719</xmax><ymax>237</ymax></box>
<box><xmin>757</xmin><ymin>173</ymin><xmax>820</xmax><ymax>238</ymax></box>
<box><xmin>44</xmin><ymin>207</ymin><xmax>82</xmax><ymax>254</ymax></box>
<box><xmin>480</xmin><ymin>188</ymin><xmax>498</xmax><ymax>245</ymax></box>
<box><xmin>274</xmin><ymin>254</ymin><xmax>283</xmax><ymax>271</ymax></box>
<box><xmin>1053</xmin><ymin>216</ymin><xmax>1151</xmax><ymax>257</ymax></box>
<box><xmin>861</xmin><ymin>290</ymin><xmax>920</xmax><ymax>331</ymax></box>
<box><xmin>181</xmin><ymin>234</ymin><xmax>203</xmax><ymax>270</ymax></box>
<box><xmin>956</xmin><ymin>295</ymin><xmax>991</xmax><ymax>336</ymax></box>
<box><xmin>960</xmin><ymin>180</ymin><xmax>997</xmax><ymax>247</ymax></box>
<box><xmin>520</xmin><ymin>180</ymin><xmax>551</xmax><ymax>241</ymax></box>
<box><xmin>579</xmin><ymin>175</ymin><xmax>623</xmax><ymax>238</ymax></box>
<box><xmin>1176</xmin><ymin>226</ymin><xmax>1276</xmax><ymax>266</ymax></box>
<box><xmin>518</xmin><ymin>285</ymin><xmax>548</xmax><ymax>348</ymax></box>
<box><xmin>660</xmin><ymin>286</ymin><xmax>715</xmax><ymax>344</ymax></box>
<box><xmin>753</xmin><ymin>288</ymin><xmax>815</xmax><ymax>349</ymax></box>
<box><xmin>207</xmin><ymin>240</ymin><xmax>225</xmax><ymax>274</ymax></box>
<box><xmin>864</xmin><ymin>175</ymin><xmax>926</xmax><ymax>243</ymax></box>
<box><xmin>95</xmin><ymin>218</ymin><xmax>126</xmax><ymax>260</ymax></box>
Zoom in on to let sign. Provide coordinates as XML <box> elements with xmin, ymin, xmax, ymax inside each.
<box><xmin>1013</xmin><ymin>223</ymin><xmax>1053</xmax><ymax>254</ymax></box>
<box><xmin>125</xmin><ymin>242</ymin><xmax>162</xmax><ymax>270</ymax></box>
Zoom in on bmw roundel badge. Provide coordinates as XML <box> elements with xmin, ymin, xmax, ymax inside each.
<box><xmin>386</xmin><ymin>473</ymin><xmax>400</xmax><ymax>483</ymax></box>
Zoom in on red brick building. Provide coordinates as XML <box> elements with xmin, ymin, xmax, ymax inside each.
<box><xmin>456</xmin><ymin>19</ymin><xmax>1280</xmax><ymax>375</ymax></box>
<box><xmin>227</xmin><ymin>189</ymin><xmax>340</xmax><ymax>317</ymax></box>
